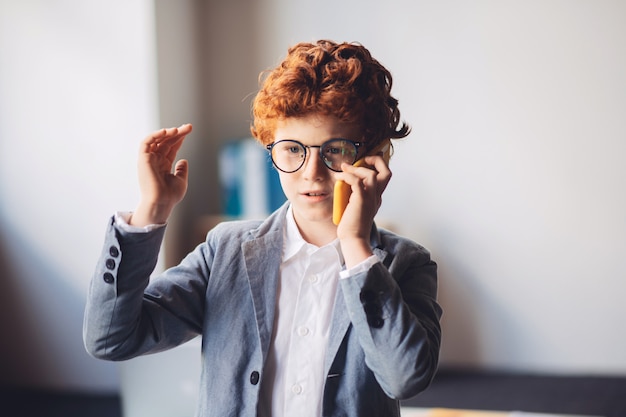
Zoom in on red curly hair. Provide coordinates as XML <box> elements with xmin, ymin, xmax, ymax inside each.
<box><xmin>250</xmin><ymin>40</ymin><xmax>410</xmax><ymax>151</ymax></box>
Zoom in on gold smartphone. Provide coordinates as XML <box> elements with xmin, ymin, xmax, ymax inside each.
<box><xmin>332</xmin><ymin>139</ymin><xmax>391</xmax><ymax>225</ymax></box>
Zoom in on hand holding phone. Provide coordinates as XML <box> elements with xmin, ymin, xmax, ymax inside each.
<box><xmin>332</xmin><ymin>139</ymin><xmax>391</xmax><ymax>225</ymax></box>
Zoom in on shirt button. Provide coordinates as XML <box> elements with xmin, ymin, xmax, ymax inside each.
<box><xmin>308</xmin><ymin>275</ymin><xmax>319</xmax><ymax>283</ymax></box>
<box><xmin>103</xmin><ymin>272</ymin><xmax>115</xmax><ymax>284</ymax></box>
<box><xmin>291</xmin><ymin>384</ymin><xmax>303</xmax><ymax>394</ymax></box>
<box><xmin>297</xmin><ymin>326</ymin><xmax>309</xmax><ymax>337</ymax></box>
<box><xmin>250</xmin><ymin>371</ymin><xmax>260</xmax><ymax>385</ymax></box>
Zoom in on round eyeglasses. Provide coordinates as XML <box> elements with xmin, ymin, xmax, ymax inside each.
<box><xmin>266</xmin><ymin>139</ymin><xmax>364</xmax><ymax>173</ymax></box>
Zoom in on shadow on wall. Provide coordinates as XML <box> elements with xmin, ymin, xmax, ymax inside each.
<box><xmin>436</xmin><ymin>254</ymin><xmax>484</xmax><ymax>368</ymax></box>
<box><xmin>433</xmin><ymin>231</ymin><xmax>526</xmax><ymax>370</ymax></box>
<box><xmin>0</xmin><ymin>217</ymin><xmax>118</xmax><ymax>390</ymax></box>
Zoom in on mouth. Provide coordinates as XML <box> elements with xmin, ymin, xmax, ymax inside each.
<box><xmin>301</xmin><ymin>190</ymin><xmax>329</xmax><ymax>198</ymax></box>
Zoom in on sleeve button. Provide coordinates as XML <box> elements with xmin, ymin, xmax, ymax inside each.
<box><xmin>109</xmin><ymin>246</ymin><xmax>119</xmax><ymax>257</ymax></box>
<box><xmin>103</xmin><ymin>272</ymin><xmax>115</xmax><ymax>284</ymax></box>
<box><xmin>105</xmin><ymin>259</ymin><xmax>116</xmax><ymax>270</ymax></box>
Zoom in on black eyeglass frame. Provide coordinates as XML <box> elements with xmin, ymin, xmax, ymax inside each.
<box><xmin>266</xmin><ymin>138</ymin><xmax>365</xmax><ymax>173</ymax></box>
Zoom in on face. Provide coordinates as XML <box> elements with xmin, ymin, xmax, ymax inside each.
<box><xmin>273</xmin><ymin>114</ymin><xmax>363</xmax><ymax>229</ymax></box>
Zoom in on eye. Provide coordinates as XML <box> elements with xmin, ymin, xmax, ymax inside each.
<box><xmin>274</xmin><ymin>141</ymin><xmax>303</xmax><ymax>156</ymax></box>
<box><xmin>323</xmin><ymin>139</ymin><xmax>357</xmax><ymax>159</ymax></box>
<box><xmin>287</xmin><ymin>146</ymin><xmax>301</xmax><ymax>154</ymax></box>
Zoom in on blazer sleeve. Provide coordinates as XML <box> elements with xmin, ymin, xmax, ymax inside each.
<box><xmin>83</xmin><ymin>217</ymin><xmax>208</xmax><ymax>361</ymax></box>
<box><xmin>339</xmin><ymin>235</ymin><xmax>442</xmax><ymax>400</ymax></box>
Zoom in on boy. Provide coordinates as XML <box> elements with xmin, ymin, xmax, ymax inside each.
<box><xmin>84</xmin><ymin>39</ymin><xmax>442</xmax><ymax>417</ymax></box>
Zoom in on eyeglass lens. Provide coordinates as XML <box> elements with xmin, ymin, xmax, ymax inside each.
<box><xmin>270</xmin><ymin>139</ymin><xmax>359</xmax><ymax>173</ymax></box>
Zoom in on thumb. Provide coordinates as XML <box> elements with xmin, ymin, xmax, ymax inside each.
<box><xmin>174</xmin><ymin>159</ymin><xmax>189</xmax><ymax>181</ymax></box>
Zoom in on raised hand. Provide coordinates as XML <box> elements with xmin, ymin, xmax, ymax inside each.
<box><xmin>130</xmin><ymin>124</ymin><xmax>193</xmax><ymax>227</ymax></box>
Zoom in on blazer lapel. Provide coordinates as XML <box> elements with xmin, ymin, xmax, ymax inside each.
<box><xmin>243</xmin><ymin>224</ymin><xmax>284</xmax><ymax>359</ymax></box>
<box><xmin>241</xmin><ymin>204</ymin><xmax>291</xmax><ymax>357</ymax></box>
<box><xmin>324</xmin><ymin>284</ymin><xmax>351</xmax><ymax>375</ymax></box>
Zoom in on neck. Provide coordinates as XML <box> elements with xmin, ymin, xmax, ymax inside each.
<box><xmin>294</xmin><ymin>218</ymin><xmax>337</xmax><ymax>247</ymax></box>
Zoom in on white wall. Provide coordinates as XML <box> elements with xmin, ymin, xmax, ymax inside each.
<box><xmin>0</xmin><ymin>0</ymin><xmax>158</xmax><ymax>390</ymax></box>
<box><xmin>260</xmin><ymin>0</ymin><xmax>626</xmax><ymax>375</ymax></box>
<box><xmin>391</xmin><ymin>1</ymin><xmax>626</xmax><ymax>375</ymax></box>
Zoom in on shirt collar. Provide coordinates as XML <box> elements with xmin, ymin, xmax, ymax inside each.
<box><xmin>282</xmin><ymin>205</ymin><xmax>344</xmax><ymax>266</ymax></box>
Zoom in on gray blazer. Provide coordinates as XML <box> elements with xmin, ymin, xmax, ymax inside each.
<box><xmin>83</xmin><ymin>203</ymin><xmax>442</xmax><ymax>417</ymax></box>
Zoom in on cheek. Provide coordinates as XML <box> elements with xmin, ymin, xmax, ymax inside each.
<box><xmin>277</xmin><ymin>172</ymin><xmax>296</xmax><ymax>197</ymax></box>
<box><xmin>329</xmin><ymin>172</ymin><xmax>341</xmax><ymax>188</ymax></box>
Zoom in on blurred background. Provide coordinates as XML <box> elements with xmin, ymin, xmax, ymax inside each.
<box><xmin>1</xmin><ymin>0</ymin><xmax>624</xmax><ymax>407</ymax></box>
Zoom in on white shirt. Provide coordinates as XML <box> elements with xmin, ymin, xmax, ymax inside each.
<box><xmin>258</xmin><ymin>206</ymin><xmax>344</xmax><ymax>417</ymax></box>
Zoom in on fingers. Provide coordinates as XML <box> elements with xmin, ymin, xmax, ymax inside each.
<box><xmin>147</xmin><ymin>123</ymin><xmax>192</xmax><ymax>142</ymax></box>
<box><xmin>141</xmin><ymin>123</ymin><xmax>193</xmax><ymax>155</ymax></box>
<box><xmin>340</xmin><ymin>154</ymin><xmax>392</xmax><ymax>195</ymax></box>
<box><xmin>173</xmin><ymin>159</ymin><xmax>189</xmax><ymax>181</ymax></box>
<box><xmin>335</xmin><ymin>156</ymin><xmax>392</xmax><ymax>241</ymax></box>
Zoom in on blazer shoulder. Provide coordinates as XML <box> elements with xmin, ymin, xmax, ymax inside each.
<box><xmin>207</xmin><ymin>218</ymin><xmax>264</xmax><ymax>242</ymax></box>
<box><xmin>376</xmin><ymin>227</ymin><xmax>433</xmax><ymax>259</ymax></box>
<box><xmin>204</xmin><ymin>203</ymin><xmax>289</xmax><ymax>244</ymax></box>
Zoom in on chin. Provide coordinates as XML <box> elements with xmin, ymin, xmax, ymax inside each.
<box><xmin>294</xmin><ymin>206</ymin><xmax>333</xmax><ymax>224</ymax></box>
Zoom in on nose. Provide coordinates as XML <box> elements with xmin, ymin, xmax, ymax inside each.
<box><xmin>301</xmin><ymin>147</ymin><xmax>327</xmax><ymax>180</ymax></box>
